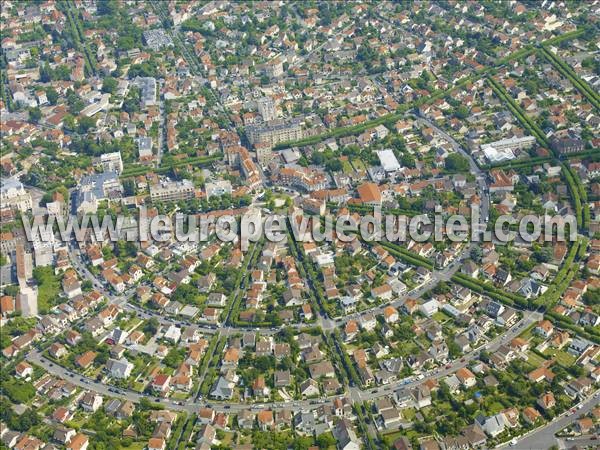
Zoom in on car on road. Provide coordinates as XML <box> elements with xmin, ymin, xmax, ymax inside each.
<box><xmin>154</xmin><ymin>398</ymin><xmax>160</xmax><ymax>402</ymax></box>
<box><xmin>509</xmin><ymin>438</ymin><xmax>518</xmax><ymax>446</ymax></box>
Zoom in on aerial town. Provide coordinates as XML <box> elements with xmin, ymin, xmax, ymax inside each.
<box><xmin>0</xmin><ymin>1</ymin><xmax>599</xmax><ymax>450</ymax></box>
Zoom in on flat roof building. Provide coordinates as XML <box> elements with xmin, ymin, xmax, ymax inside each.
<box><xmin>150</xmin><ymin>179</ymin><xmax>195</xmax><ymax>202</ymax></box>
<box><xmin>377</xmin><ymin>149</ymin><xmax>401</xmax><ymax>172</ymax></box>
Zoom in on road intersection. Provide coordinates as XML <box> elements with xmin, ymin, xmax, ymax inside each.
<box><xmin>27</xmin><ymin>112</ymin><xmax>586</xmax><ymax>450</ymax></box>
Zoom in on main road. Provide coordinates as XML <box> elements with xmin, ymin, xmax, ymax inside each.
<box><xmin>26</xmin><ymin>310</ymin><xmax>540</xmax><ymax>414</ymax></box>
<box><xmin>496</xmin><ymin>391</ymin><xmax>600</xmax><ymax>449</ymax></box>
<box><xmin>27</xmin><ymin>105</ymin><xmax>583</xmax><ymax>449</ymax></box>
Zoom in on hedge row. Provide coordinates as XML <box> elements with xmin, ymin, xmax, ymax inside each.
<box><xmin>534</xmin><ymin>237</ymin><xmax>587</xmax><ymax>310</ymax></box>
<box><xmin>482</xmin><ymin>155</ymin><xmax>553</xmax><ymax>171</ymax></box>
<box><xmin>486</xmin><ymin>77</ymin><xmax>550</xmax><ymax>149</ymax></box>
<box><xmin>121</xmin><ymin>154</ymin><xmax>222</xmax><ymax>178</ymax></box>
<box><xmin>271</xmin><ymin>27</ymin><xmax>586</xmax><ymax>152</ymax></box>
<box><xmin>199</xmin><ymin>336</ymin><xmax>227</xmax><ymax>395</ymax></box>
<box><xmin>62</xmin><ymin>1</ymin><xmax>96</xmax><ymax>76</ymax></box>
<box><xmin>326</xmin><ymin>331</ymin><xmax>356</xmax><ymax>387</ymax></box>
<box><xmin>378</xmin><ymin>241</ymin><xmax>434</xmax><ymax>269</ymax></box>
<box><xmin>561</xmin><ymin>164</ymin><xmax>584</xmax><ymax>231</ymax></box>
<box><xmin>540</xmin><ymin>46</ymin><xmax>600</xmax><ymax>111</ymax></box>
<box><xmin>545</xmin><ymin>312</ymin><xmax>600</xmax><ymax>345</ymax></box>
<box><xmin>228</xmin><ymin>240</ymin><xmax>265</xmax><ymax>326</ymax></box>
<box><xmin>451</xmin><ymin>272</ymin><xmax>528</xmax><ymax>309</ymax></box>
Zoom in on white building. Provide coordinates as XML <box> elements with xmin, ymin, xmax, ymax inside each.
<box><xmin>1</xmin><ymin>179</ymin><xmax>32</xmax><ymax>212</ymax></box>
<box><xmin>481</xmin><ymin>146</ymin><xmax>515</xmax><ymax>164</ymax></box>
<box><xmin>377</xmin><ymin>149</ymin><xmax>401</xmax><ymax>172</ymax></box>
<box><xmin>138</xmin><ymin>137</ymin><xmax>153</xmax><ymax>158</ymax></box>
<box><xmin>81</xmin><ymin>94</ymin><xmax>110</xmax><ymax>117</ymax></box>
<box><xmin>419</xmin><ymin>299</ymin><xmax>439</xmax><ymax>317</ymax></box>
<box><xmin>257</xmin><ymin>97</ymin><xmax>276</xmax><ymax>122</ymax></box>
<box><xmin>164</xmin><ymin>325</ymin><xmax>181</xmax><ymax>343</ymax></box>
<box><xmin>205</xmin><ymin>180</ymin><xmax>232</xmax><ymax>199</ymax></box>
<box><xmin>106</xmin><ymin>357</ymin><xmax>134</xmax><ymax>379</ymax></box>
<box><xmin>150</xmin><ymin>179</ymin><xmax>195</xmax><ymax>202</ymax></box>
<box><xmin>100</xmin><ymin>152</ymin><xmax>124</xmax><ymax>174</ymax></box>
<box><xmin>17</xmin><ymin>284</ymin><xmax>38</xmax><ymax>318</ymax></box>
<box><xmin>481</xmin><ymin>136</ymin><xmax>536</xmax><ymax>163</ymax></box>
<box><xmin>132</xmin><ymin>77</ymin><xmax>157</xmax><ymax>108</ymax></box>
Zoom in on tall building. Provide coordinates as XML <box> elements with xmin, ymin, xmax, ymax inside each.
<box><xmin>551</xmin><ymin>137</ymin><xmax>584</xmax><ymax>155</ymax></box>
<box><xmin>100</xmin><ymin>152</ymin><xmax>124</xmax><ymax>174</ymax></box>
<box><xmin>15</xmin><ymin>242</ymin><xmax>33</xmax><ymax>282</ymax></box>
<box><xmin>17</xmin><ymin>284</ymin><xmax>38</xmax><ymax>318</ymax></box>
<box><xmin>257</xmin><ymin>97</ymin><xmax>276</xmax><ymax>122</ymax></box>
<box><xmin>255</xmin><ymin>141</ymin><xmax>273</xmax><ymax>167</ymax></box>
<box><xmin>275</xmin><ymin>167</ymin><xmax>328</xmax><ymax>192</ymax></box>
<box><xmin>132</xmin><ymin>76</ymin><xmax>157</xmax><ymax>108</ymax></box>
<box><xmin>264</xmin><ymin>57</ymin><xmax>283</xmax><ymax>78</ymax></box>
<box><xmin>1</xmin><ymin>179</ymin><xmax>32</xmax><ymax>213</ymax></box>
<box><xmin>246</xmin><ymin>119</ymin><xmax>304</xmax><ymax>147</ymax></box>
<box><xmin>150</xmin><ymin>180</ymin><xmax>195</xmax><ymax>202</ymax></box>
<box><xmin>31</xmin><ymin>215</ymin><xmax>54</xmax><ymax>267</ymax></box>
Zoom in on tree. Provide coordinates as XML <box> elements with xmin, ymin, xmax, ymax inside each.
<box><xmin>163</xmin><ymin>348</ymin><xmax>184</xmax><ymax>369</ymax></box>
<box><xmin>325</xmin><ymin>159</ymin><xmax>343</xmax><ymax>172</ymax></box>
<box><xmin>102</xmin><ymin>76</ymin><xmax>118</xmax><ymax>94</ymax></box>
<box><xmin>171</xmin><ymin>284</ymin><xmax>200</xmax><ymax>305</ymax></box>
<box><xmin>143</xmin><ymin>318</ymin><xmax>159</xmax><ymax>335</ymax></box>
<box><xmin>316</xmin><ymin>432</ymin><xmax>336</xmax><ymax>448</ymax></box>
<box><xmin>400</xmin><ymin>153</ymin><xmax>416</xmax><ymax>169</ymax></box>
<box><xmin>454</xmin><ymin>105</ymin><xmax>469</xmax><ymax>119</ymax></box>
<box><xmin>63</xmin><ymin>114</ymin><xmax>76</xmax><ymax>132</ymax></box>
<box><xmin>28</xmin><ymin>107</ymin><xmax>42</xmax><ymax>123</ymax></box>
<box><xmin>40</xmin><ymin>63</ymin><xmax>53</xmax><ymax>82</ymax></box>
<box><xmin>78</xmin><ymin>116</ymin><xmax>97</xmax><ymax>133</ymax></box>
<box><xmin>45</xmin><ymin>87</ymin><xmax>59</xmax><ymax>105</ymax></box>
<box><xmin>583</xmin><ymin>288</ymin><xmax>599</xmax><ymax>306</ymax></box>
<box><xmin>97</xmin><ymin>0</ymin><xmax>118</xmax><ymax>15</ymax></box>
<box><xmin>445</xmin><ymin>153</ymin><xmax>469</xmax><ymax>172</ymax></box>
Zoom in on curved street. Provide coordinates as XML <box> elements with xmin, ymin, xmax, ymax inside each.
<box><xmin>25</xmin><ymin>112</ymin><xmax>582</xmax><ymax>450</ymax></box>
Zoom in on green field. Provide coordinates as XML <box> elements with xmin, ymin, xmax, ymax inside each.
<box><xmin>33</xmin><ymin>266</ymin><xmax>62</xmax><ymax>313</ymax></box>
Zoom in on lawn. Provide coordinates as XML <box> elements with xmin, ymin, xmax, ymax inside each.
<box><xmin>132</xmin><ymin>381</ymin><xmax>146</xmax><ymax>392</ymax></box>
<box><xmin>526</xmin><ymin>351</ymin><xmax>546</xmax><ymax>367</ymax></box>
<box><xmin>383</xmin><ymin>429</ymin><xmax>421</xmax><ymax>445</ymax></box>
<box><xmin>544</xmin><ymin>348</ymin><xmax>575</xmax><ymax>367</ymax></box>
<box><xmin>432</xmin><ymin>311</ymin><xmax>452</xmax><ymax>323</ymax></box>
<box><xmin>120</xmin><ymin>442</ymin><xmax>146</xmax><ymax>450</ymax></box>
<box><xmin>351</xmin><ymin>158</ymin><xmax>366</xmax><ymax>171</ymax></box>
<box><xmin>518</xmin><ymin>322</ymin><xmax>537</xmax><ymax>341</ymax></box>
<box><xmin>341</xmin><ymin>159</ymin><xmax>353</xmax><ymax>174</ymax></box>
<box><xmin>485</xmin><ymin>400</ymin><xmax>506</xmax><ymax>415</ymax></box>
<box><xmin>119</xmin><ymin>317</ymin><xmax>143</xmax><ymax>332</ymax></box>
<box><xmin>402</xmin><ymin>407</ymin><xmax>416</xmax><ymax>421</ymax></box>
<box><xmin>32</xmin><ymin>266</ymin><xmax>62</xmax><ymax>313</ymax></box>
<box><xmin>172</xmin><ymin>392</ymin><xmax>188</xmax><ymax>400</ymax></box>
